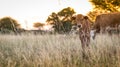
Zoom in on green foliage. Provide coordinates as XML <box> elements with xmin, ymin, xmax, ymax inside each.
<box><xmin>47</xmin><ymin>12</ymin><xmax>59</xmax><ymax>24</ymax></box>
<box><xmin>47</xmin><ymin>12</ymin><xmax>61</xmax><ymax>32</ymax></box>
<box><xmin>58</xmin><ymin>7</ymin><xmax>75</xmax><ymax>17</ymax></box>
<box><xmin>62</xmin><ymin>21</ymin><xmax>72</xmax><ymax>32</ymax></box>
<box><xmin>89</xmin><ymin>0</ymin><xmax>120</xmax><ymax>12</ymax></box>
<box><xmin>47</xmin><ymin>7</ymin><xmax>76</xmax><ymax>33</ymax></box>
<box><xmin>0</xmin><ymin>17</ymin><xmax>20</xmax><ymax>33</ymax></box>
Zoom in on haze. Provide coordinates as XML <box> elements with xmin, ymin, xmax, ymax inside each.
<box><xmin>0</xmin><ymin>0</ymin><xmax>92</xmax><ymax>29</ymax></box>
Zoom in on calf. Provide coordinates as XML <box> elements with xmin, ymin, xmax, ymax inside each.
<box><xmin>73</xmin><ymin>14</ymin><xmax>92</xmax><ymax>49</ymax></box>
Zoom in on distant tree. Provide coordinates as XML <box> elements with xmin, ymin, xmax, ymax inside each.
<box><xmin>47</xmin><ymin>7</ymin><xmax>76</xmax><ymax>33</ymax></box>
<box><xmin>89</xmin><ymin>0</ymin><xmax>120</xmax><ymax>12</ymax></box>
<box><xmin>33</xmin><ymin>22</ymin><xmax>44</xmax><ymax>30</ymax></box>
<box><xmin>46</xmin><ymin>12</ymin><xmax>62</xmax><ymax>32</ymax></box>
<box><xmin>0</xmin><ymin>17</ymin><xmax>20</xmax><ymax>33</ymax></box>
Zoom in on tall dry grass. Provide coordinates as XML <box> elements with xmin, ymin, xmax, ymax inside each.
<box><xmin>0</xmin><ymin>34</ymin><xmax>120</xmax><ymax>67</ymax></box>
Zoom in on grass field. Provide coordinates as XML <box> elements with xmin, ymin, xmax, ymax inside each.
<box><xmin>0</xmin><ymin>34</ymin><xmax>120</xmax><ymax>67</ymax></box>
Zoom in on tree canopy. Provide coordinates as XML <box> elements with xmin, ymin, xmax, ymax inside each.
<box><xmin>89</xmin><ymin>0</ymin><xmax>120</xmax><ymax>12</ymax></box>
<box><xmin>46</xmin><ymin>7</ymin><xmax>76</xmax><ymax>33</ymax></box>
<box><xmin>0</xmin><ymin>17</ymin><xmax>20</xmax><ymax>33</ymax></box>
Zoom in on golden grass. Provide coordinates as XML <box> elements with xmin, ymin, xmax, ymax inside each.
<box><xmin>0</xmin><ymin>34</ymin><xmax>120</xmax><ymax>67</ymax></box>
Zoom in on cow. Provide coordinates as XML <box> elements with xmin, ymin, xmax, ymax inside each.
<box><xmin>72</xmin><ymin>14</ymin><xmax>95</xmax><ymax>59</ymax></box>
<box><xmin>72</xmin><ymin>14</ymin><xmax>92</xmax><ymax>49</ymax></box>
<box><xmin>93</xmin><ymin>12</ymin><xmax>120</xmax><ymax>34</ymax></box>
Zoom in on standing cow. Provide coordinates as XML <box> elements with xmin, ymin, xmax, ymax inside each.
<box><xmin>93</xmin><ymin>12</ymin><xmax>120</xmax><ymax>34</ymax></box>
<box><xmin>73</xmin><ymin>14</ymin><xmax>92</xmax><ymax>49</ymax></box>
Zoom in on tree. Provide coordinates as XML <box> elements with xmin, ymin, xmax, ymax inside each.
<box><xmin>58</xmin><ymin>7</ymin><xmax>76</xmax><ymax>32</ymax></box>
<box><xmin>33</xmin><ymin>22</ymin><xmax>45</xmax><ymax>30</ymax></box>
<box><xmin>47</xmin><ymin>7</ymin><xmax>76</xmax><ymax>33</ymax></box>
<box><xmin>88</xmin><ymin>0</ymin><xmax>120</xmax><ymax>22</ymax></box>
<box><xmin>0</xmin><ymin>17</ymin><xmax>20</xmax><ymax>33</ymax></box>
<box><xmin>89</xmin><ymin>0</ymin><xmax>120</xmax><ymax>12</ymax></box>
<box><xmin>46</xmin><ymin>12</ymin><xmax>62</xmax><ymax>32</ymax></box>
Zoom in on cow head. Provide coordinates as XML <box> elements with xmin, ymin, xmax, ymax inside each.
<box><xmin>72</xmin><ymin>14</ymin><xmax>89</xmax><ymax>29</ymax></box>
<box><xmin>72</xmin><ymin>14</ymin><xmax>96</xmax><ymax>40</ymax></box>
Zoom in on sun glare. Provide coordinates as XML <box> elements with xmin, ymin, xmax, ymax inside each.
<box><xmin>0</xmin><ymin>0</ymin><xmax>92</xmax><ymax>30</ymax></box>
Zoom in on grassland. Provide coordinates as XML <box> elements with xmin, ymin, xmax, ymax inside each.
<box><xmin>0</xmin><ymin>34</ymin><xmax>120</xmax><ymax>67</ymax></box>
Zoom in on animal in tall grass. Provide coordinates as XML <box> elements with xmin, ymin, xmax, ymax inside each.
<box><xmin>72</xmin><ymin>14</ymin><xmax>92</xmax><ymax>49</ymax></box>
<box><xmin>72</xmin><ymin>12</ymin><xmax>120</xmax><ymax>49</ymax></box>
<box><xmin>93</xmin><ymin>12</ymin><xmax>120</xmax><ymax>34</ymax></box>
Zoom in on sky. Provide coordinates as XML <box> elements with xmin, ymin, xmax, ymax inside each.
<box><xmin>0</xmin><ymin>0</ymin><xmax>92</xmax><ymax>30</ymax></box>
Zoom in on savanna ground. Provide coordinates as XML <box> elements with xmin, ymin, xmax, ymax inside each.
<box><xmin>0</xmin><ymin>33</ymin><xmax>120</xmax><ymax>67</ymax></box>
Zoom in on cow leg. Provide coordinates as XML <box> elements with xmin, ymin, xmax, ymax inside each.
<box><xmin>100</xmin><ymin>28</ymin><xmax>105</xmax><ymax>34</ymax></box>
<box><xmin>116</xmin><ymin>26</ymin><xmax>119</xmax><ymax>34</ymax></box>
<box><xmin>80</xmin><ymin>38</ymin><xmax>85</xmax><ymax>49</ymax></box>
<box><xmin>90</xmin><ymin>30</ymin><xmax>96</xmax><ymax>40</ymax></box>
<box><xmin>80</xmin><ymin>37</ymin><xmax>87</xmax><ymax>59</ymax></box>
<box><xmin>84</xmin><ymin>34</ymin><xmax>90</xmax><ymax>46</ymax></box>
<box><xmin>87</xmin><ymin>36</ymin><xmax>90</xmax><ymax>47</ymax></box>
<box><xmin>80</xmin><ymin>34</ymin><xmax>90</xmax><ymax>49</ymax></box>
<box><xmin>82</xmin><ymin>37</ymin><xmax>90</xmax><ymax>60</ymax></box>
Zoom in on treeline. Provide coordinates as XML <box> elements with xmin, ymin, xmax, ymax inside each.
<box><xmin>0</xmin><ymin>7</ymin><xmax>77</xmax><ymax>34</ymax></box>
<box><xmin>0</xmin><ymin>0</ymin><xmax>120</xmax><ymax>34</ymax></box>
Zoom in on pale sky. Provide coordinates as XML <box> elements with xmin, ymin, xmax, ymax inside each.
<box><xmin>0</xmin><ymin>0</ymin><xmax>92</xmax><ymax>29</ymax></box>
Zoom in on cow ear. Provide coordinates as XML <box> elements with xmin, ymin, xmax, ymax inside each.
<box><xmin>84</xmin><ymin>16</ymin><xmax>88</xmax><ymax>19</ymax></box>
